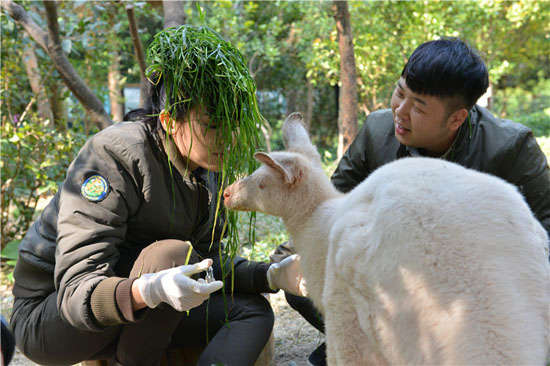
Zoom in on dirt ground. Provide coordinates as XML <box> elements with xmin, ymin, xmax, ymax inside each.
<box><xmin>0</xmin><ymin>283</ymin><xmax>323</xmax><ymax>366</ymax></box>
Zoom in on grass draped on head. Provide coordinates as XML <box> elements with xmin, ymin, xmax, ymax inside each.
<box><xmin>146</xmin><ymin>25</ymin><xmax>263</xmax><ymax>285</ymax></box>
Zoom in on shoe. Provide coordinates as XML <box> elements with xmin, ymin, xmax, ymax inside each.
<box><xmin>307</xmin><ymin>342</ymin><xmax>326</xmax><ymax>366</ymax></box>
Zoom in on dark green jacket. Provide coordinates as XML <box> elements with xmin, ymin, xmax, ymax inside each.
<box><xmin>331</xmin><ymin>106</ymin><xmax>550</xmax><ymax>243</ymax></box>
<box><xmin>12</xmin><ymin>120</ymin><xmax>271</xmax><ymax>331</ymax></box>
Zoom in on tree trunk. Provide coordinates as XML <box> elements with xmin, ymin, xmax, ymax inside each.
<box><xmin>1</xmin><ymin>0</ymin><xmax>112</xmax><ymax>129</ymax></box>
<box><xmin>163</xmin><ymin>1</ymin><xmax>186</xmax><ymax>29</ymax></box>
<box><xmin>333</xmin><ymin>0</ymin><xmax>358</xmax><ymax>158</ymax></box>
<box><xmin>108</xmin><ymin>53</ymin><xmax>124</xmax><ymax>122</ymax></box>
<box><xmin>304</xmin><ymin>76</ymin><xmax>314</xmax><ymax>132</ymax></box>
<box><xmin>334</xmin><ymin>84</ymin><xmax>339</xmax><ymax>122</ymax></box>
<box><xmin>48</xmin><ymin>80</ymin><xmax>66</xmax><ymax>128</ymax></box>
<box><xmin>125</xmin><ymin>4</ymin><xmax>150</xmax><ymax>109</ymax></box>
<box><xmin>477</xmin><ymin>82</ymin><xmax>493</xmax><ymax>110</ymax></box>
<box><xmin>22</xmin><ymin>44</ymin><xmax>53</xmax><ymax>123</ymax></box>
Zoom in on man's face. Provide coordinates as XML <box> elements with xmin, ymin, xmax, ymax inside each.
<box><xmin>390</xmin><ymin>78</ymin><xmax>461</xmax><ymax>156</ymax></box>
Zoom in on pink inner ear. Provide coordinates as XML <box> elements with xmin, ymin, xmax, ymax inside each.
<box><xmin>254</xmin><ymin>152</ymin><xmax>293</xmax><ymax>184</ymax></box>
<box><xmin>254</xmin><ymin>152</ymin><xmax>275</xmax><ymax>167</ymax></box>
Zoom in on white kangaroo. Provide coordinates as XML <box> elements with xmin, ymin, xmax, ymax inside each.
<box><xmin>224</xmin><ymin>113</ymin><xmax>550</xmax><ymax>365</ymax></box>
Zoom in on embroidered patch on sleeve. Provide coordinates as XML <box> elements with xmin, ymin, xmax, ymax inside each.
<box><xmin>81</xmin><ymin>175</ymin><xmax>110</xmax><ymax>202</ymax></box>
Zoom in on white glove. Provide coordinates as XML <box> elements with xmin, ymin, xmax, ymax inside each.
<box><xmin>134</xmin><ymin>259</ymin><xmax>223</xmax><ymax>312</ymax></box>
<box><xmin>267</xmin><ymin>254</ymin><xmax>307</xmax><ymax>297</ymax></box>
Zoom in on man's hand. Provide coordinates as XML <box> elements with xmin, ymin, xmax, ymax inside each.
<box><xmin>134</xmin><ymin>259</ymin><xmax>223</xmax><ymax>312</ymax></box>
<box><xmin>267</xmin><ymin>254</ymin><xmax>307</xmax><ymax>297</ymax></box>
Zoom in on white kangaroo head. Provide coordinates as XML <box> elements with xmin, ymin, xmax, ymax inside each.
<box><xmin>223</xmin><ymin>112</ymin><xmax>326</xmax><ymax>219</ymax></box>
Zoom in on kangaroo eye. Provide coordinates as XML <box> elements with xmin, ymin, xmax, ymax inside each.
<box><xmin>259</xmin><ymin>182</ymin><xmax>265</xmax><ymax>190</ymax></box>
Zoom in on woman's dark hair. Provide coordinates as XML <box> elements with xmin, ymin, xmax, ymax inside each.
<box><xmin>401</xmin><ymin>38</ymin><xmax>489</xmax><ymax>110</ymax></box>
<box><xmin>123</xmin><ymin>74</ymin><xmax>190</xmax><ymax>127</ymax></box>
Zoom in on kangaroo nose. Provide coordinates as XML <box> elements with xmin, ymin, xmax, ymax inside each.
<box><xmin>223</xmin><ymin>188</ymin><xmax>231</xmax><ymax>200</ymax></box>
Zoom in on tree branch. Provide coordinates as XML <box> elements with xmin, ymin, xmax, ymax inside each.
<box><xmin>2</xmin><ymin>0</ymin><xmax>112</xmax><ymax>129</ymax></box>
<box><xmin>125</xmin><ymin>3</ymin><xmax>149</xmax><ymax>108</ymax></box>
<box><xmin>163</xmin><ymin>0</ymin><xmax>186</xmax><ymax>29</ymax></box>
<box><xmin>43</xmin><ymin>0</ymin><xmax>61</xmax><ymax>45</ymax></box>
<box><xmin>126</xmin><ymin>4</ymin><xmax>147</xmax><ymax>77</ymax></box>
<box><xmin>1</xmin><ymin>0</ymin><xmax>47</xmax><ymax>49</ymax></box>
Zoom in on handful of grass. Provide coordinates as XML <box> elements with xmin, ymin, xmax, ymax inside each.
<box><xmin>146</xmin><ymin>25</ymin><xmax>263</xmax><ymax>289</ymax></box>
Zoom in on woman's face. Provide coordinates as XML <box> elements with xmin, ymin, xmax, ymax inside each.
<box><xmin>168</xmin><ymin>106</ymin><xmax>227</xmax><ymax>172</ymax></box>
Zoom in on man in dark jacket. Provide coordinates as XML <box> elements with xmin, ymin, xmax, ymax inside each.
<box><xmin>277</xmin><ymin>37</ymin><xmax>550</xmax><ymax>366</ymax></box>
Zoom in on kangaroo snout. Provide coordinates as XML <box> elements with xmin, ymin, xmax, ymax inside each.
<box><xmin>223</xmin><ymin>185</ymin><xmax>235</xmax><ymax>206</ymax></box>
<box><xmin>223</xmin><ymin>180</ymin><xmax>247</xmax><ymax>210</ymax></box>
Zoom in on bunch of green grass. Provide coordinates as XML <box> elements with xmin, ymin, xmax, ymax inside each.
<box><xmin>146</xmin><ymin>25</ymin><xmax>264</xmax><ymax>291</ymax></box>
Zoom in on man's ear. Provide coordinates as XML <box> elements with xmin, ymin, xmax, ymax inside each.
<box><xmin>447</xmin><ymin>108</ymin><xmax>469</xmax><ymax>132</ymax></box>
<box><xmin>159</xmin><ymin>110</ymin><xmax>176</xmax><ymax>134</ymax></box>
<box><xmin>254</xmin><ymin>152</ymin><xmax>302</xmax><ymax>186</ymax></box>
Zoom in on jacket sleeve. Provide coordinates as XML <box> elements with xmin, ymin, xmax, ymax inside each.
<box><xmin>195</xmin><ymin>233</ymin><xmax>274</xmax><ymax>294</ymax></box>
<box><xmin>505</xmin><ymin>130</ymin><xmax>550</xmax><ymax>251</ymax></box>
<box><xmin>331</xmin><ymin>121</ymin><xmax>372</xmax><ymax>193</ymax></box>
<box><xmin>55</xmin><ymin>131</ymin><xmax>142</xmax><ymax>331</ymax></box>
<box><xmin>230</xmin><ymin>256</ymin><xmax>274</xmax><ymax>294</ymax></box>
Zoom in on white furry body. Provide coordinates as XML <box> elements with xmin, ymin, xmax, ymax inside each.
<box><xmin>291</xmin><ymin>157</ymin><xmax>549</xmax><ymax>365</ymax></box>
<box><xmin>224</xmin><ymin>114</ymin><xmax>550</xmax><ymax>365</ymax></box>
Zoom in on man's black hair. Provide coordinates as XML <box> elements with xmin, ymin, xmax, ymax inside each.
<box><xmin>401</xmin><ymin>38</ymin><xmax>489</xmax><ymax>110</ymax></box>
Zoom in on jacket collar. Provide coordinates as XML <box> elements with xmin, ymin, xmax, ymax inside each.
<box><xmin>447</xmin><ymin>107</ymin><xmax>476</xmax><ymax>161</ymax></box>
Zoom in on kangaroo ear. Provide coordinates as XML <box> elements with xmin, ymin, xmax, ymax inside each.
<box><xmin>254</xmin><ymin>152</ymin><xmax>302</xmax><ymax>186</ymax></box>
<box><xmin>282</xmin><ymin>112</ymin><xmax>309</xmax><ymax>149</ymax></box>
<box><xmin>282</xmin><ymin>112</ymin><xmax>321</xmax><ymax>163</ymax></box>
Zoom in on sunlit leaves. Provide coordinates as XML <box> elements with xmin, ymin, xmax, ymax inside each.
<box><xmin>1</xmin><ymin>114</ymin><xmax>87</xmax><ymax>249</ymax></box>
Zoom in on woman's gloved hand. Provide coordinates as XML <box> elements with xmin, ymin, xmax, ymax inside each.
<box><xmin>134</xmin><ymin>259</ymin><xmax>223</xmax><ymax>312</ymax></box>
<box><xmin>267</xmin><ymin>254</ymin><xmax>307</xmax><ymax>297</ymax></box>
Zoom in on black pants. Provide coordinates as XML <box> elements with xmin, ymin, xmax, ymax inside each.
<box><xmin>1</xmin><ymin>315</ymin><xmax>15</xmax><ymax>365</ymax></box>
<box><xmin>11</xmin><ymin>240</ymin><xmax>274</xmax><ymax>366</ymax></box>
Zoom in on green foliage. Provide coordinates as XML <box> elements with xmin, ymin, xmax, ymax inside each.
<box><xmin>1</xmin><ymin>240</ymin><xmax>19</xmax><ymax>282</ymax></box>
<box><xmin>187</xmin><ymin>2</ymin><xmax>337</xmax><ymax>145</ymax></box>
<box><xmin>494</xmin><ymin>77</ymin><xmax>550</xmax><ymax>116</ymax></box>
<box><xmin>536</xmin><ymin>136</ymin><xmax>550</xmax><ymax>161</ymax></box>
<box><xmin>0</xmin><ymin>115</ymin><xmax>87</xmax><ymax>251</ymax></box>
<box><xmin>515</xmin><ymin>112</ymin><xmax>550</xmax><ymax>138</ymax></box>
<box><xmin>239</xmin><ymin>213</ymin><xmax>288</xmax><ymax>262</ymax></box>
<box><xmin>186</xmin><ymin>1</ymin><xmax>549</xmax><ymax>151</ymax></box>
<box><xmin>2</xmin><ymin>1</ymin><xmax>166</xmax><ymax>130</ymax></box>
<box><xmin>1</xmin><ymin>240</ymin><xmax>19</xmax><ymax>262</ymax></box>
<box><xmin>1</xmin><ymin>9</ymin><xmax>35</xmax><ymax>120</ymax></box>
<box><xmin>493</xmin><ymin>77</ymin><xmax>550</xmax><ymax>137</ymax></box>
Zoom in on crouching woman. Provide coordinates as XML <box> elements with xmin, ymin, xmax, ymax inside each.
<box><xmin>10</xmin><ymin>25</ymin><xmax>300</xmax><ymax>366</ymax></box>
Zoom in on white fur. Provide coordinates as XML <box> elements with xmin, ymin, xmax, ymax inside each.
<box><xmin>224</xmin><ymin>113</ymin><xmax>550</xmax><ymax>365</ymax></box>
